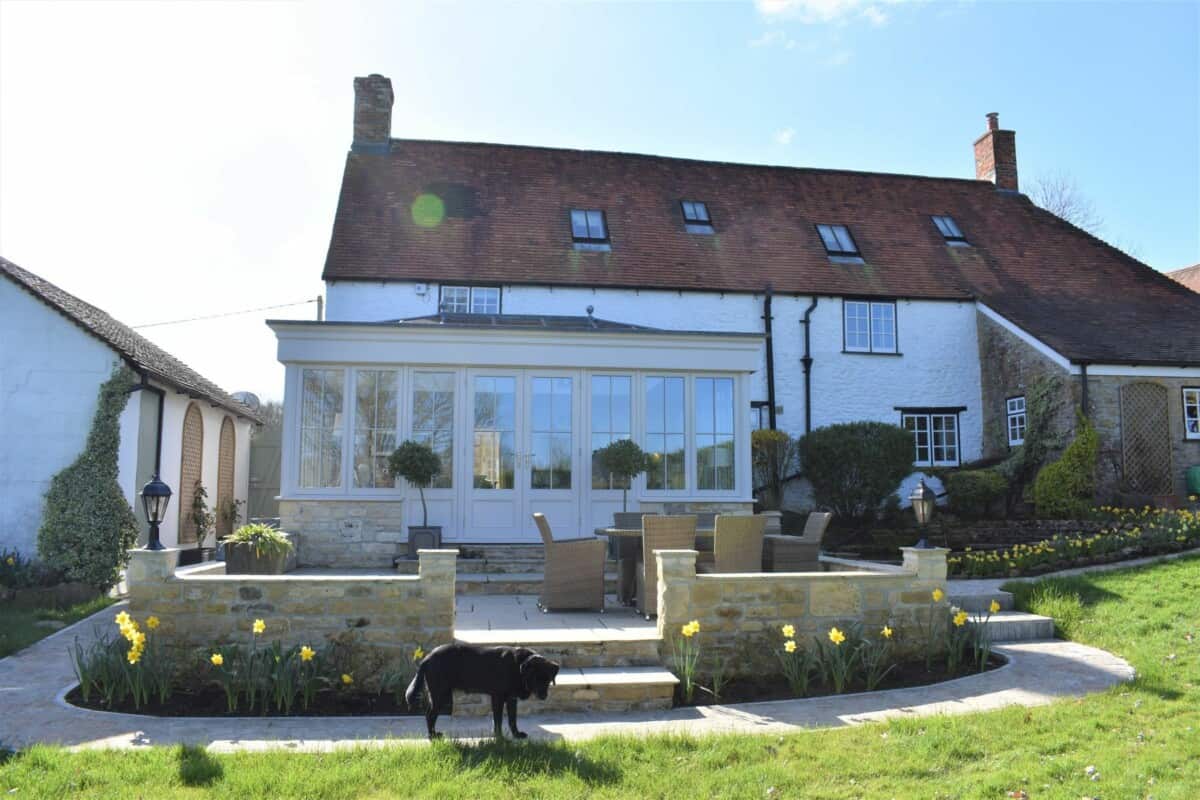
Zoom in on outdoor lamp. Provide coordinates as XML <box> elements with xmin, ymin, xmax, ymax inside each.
<box><xmin>909</xmin><ymin>478</ymin><xmax>937</xmax><ymax>548</ymax></box>
<box><xmin>139</xmin><ymin>475</ymin><xmax>172</xmax><ymax>551</ymax></box>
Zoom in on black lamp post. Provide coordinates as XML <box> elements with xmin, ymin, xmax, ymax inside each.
<box><xmin>909</xmin><ymin>478</ymin><xmax>937</xmax><ymax>548</ymax></box>
<box><xmin>139</xmin><ymin>475</ymin><xmax>173</xmax><ymax>551</ymax></box>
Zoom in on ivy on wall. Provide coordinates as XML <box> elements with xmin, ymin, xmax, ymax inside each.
<box><xmin>996</xmin><ymin>374</ymin><xmax>1067</xmax><ymax>510</ymax></box>
<box><xmin>37</xmin><ymin>364</ymin><xmax>139</xmax><ymax>590</ymax></box>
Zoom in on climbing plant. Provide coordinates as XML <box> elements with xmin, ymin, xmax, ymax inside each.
<box><xmin>38</xmin><ymin>364</ymin><xmax>139</xmax><ymax>590</ymax></box>
<box><xmin>1033</xmin><ymin>409</ymin><xmax>1100</xmax><ymax>519</ymax></box>
<box><xmin>996</xmin><ymin>374</ymin><xmax>1065</xmax><ymax>509</ymax></box>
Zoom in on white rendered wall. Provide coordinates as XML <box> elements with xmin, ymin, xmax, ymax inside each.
<box><xmin>0</xmin><ymin>278</ymin><xmax>128</xmax><ymax>556</ymax></box>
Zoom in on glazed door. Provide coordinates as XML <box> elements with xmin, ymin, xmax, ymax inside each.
<box><xmin>466</xmin><ymin>373</ymin><xmax>523</xmax><ymax>539</ymax></box>
<box><xmin>524</xmin><ymin>374</ymin><xmax>580</xmax><ymax>538</ymax></box>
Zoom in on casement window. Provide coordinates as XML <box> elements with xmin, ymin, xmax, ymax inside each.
<box><xmin>843</xmin><ymin>300</ymin><xmax>897</xmax><ymax>353</ymax></box>
<box><xmin>299</xmin><ymin>368</ymin><xmax>345</xmax><ymax>488</ymax></box>
<box><xmin>816</xmin><ymin>224</ymin><xmax>861</xmax><ymax>258</ymax></box>
<box><xmin>412</xmin><ymin>372</ymin><xmax>455</xmax><ymax>488</ymax></box>
<box><xmin>932</xmin><ymin>215</ymin><xmax>968</xmax><ymax>245</ymax></box>
<box><xmin>750</xmin><ymin>401</ymin><xmax>771</xmax><ymax>431</ymax></box>
<box><xmin>681</xmin><ymin>200</ymin><xmax>714</xmax><ymax>234</ymax></box>
<box><xmin>530</xmin><ymin>377</ymin><xmax>573</xmax><ymax>490</ymax></box>
<box><xmin>439</xmin><ymin>285</ymin><xmax>500</xmax><ymax>314</ymax></box>
<box><xmin>901</xmin><ymin>411</ymin><xmax>961</xmax><ymax>467</ymax></box>
<box><xmin>695</xmin><ymin>377</ymin><xmax>735</xmax><ymax>491</ymax></box>
<box><xmin>591</xmin><ymin>375</ymin><xmax>633</xmax><ymax>489</ymax></box>
<box><xmin>645</xmin><ymin>376</ymin><xmax>686</xmax><ymax>490</ymax></box>
<box><xmin>1006</xmin><ymin>396</ymin><xmax>1027</xmax><ymax>446</ymax></box>
<box><xmin>570</xmin><ymin>209</ymin><xmax>610</xmax><ymax>249</ymax></box>
<box><xmin>1184</xmin><ymin>387</ymin><xmax>1200</xmax><ymax>440</ymax></box>
<box><xmin>352</xmin><ymin>370</ymin><xmax>398</xmax><ymax>488</ymax></box>
<box><xmin>473</xmin><ymin>376</ymin><xmax>517</xmax><ymax>490</ymax></box>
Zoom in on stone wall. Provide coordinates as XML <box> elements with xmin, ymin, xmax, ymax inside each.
<box><xmin>125</xmin><ymin>548</ymin><xmax>456</xmax><ymax>658</ymax></box>
<box><xmin>279</xmin><ymin>499</ymin><xmax>405</xmax><ymax>567</ymax></box>
<box><xmin>655</xmin><ymin>547</ymin><xmax>949</xmax><ymax>677</ymax></box>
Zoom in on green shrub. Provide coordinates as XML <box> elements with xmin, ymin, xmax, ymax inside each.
<box><xmin>946</xmin><ymin>469</ymin><xmax>1008</xmax><ymax>518</ymax></box>
<box><xmin>751</xmin><ymin>429</ymin><xmax>798</xmax><ymax>511</ymax></box>
<box><xmin>1033</xmin><ymin>411</ymin><xmax>1099</xmax><ymax>519</ymax></box>
<box><xmin>593</xmin><ymin>439</ymin><xmax>651</xmax><ymax>511</ymax></box>
<box><xmin>388</xmin><ymin>440</ymin><xmax>442</xmax><ymax>527</ymax></box>
<box><xmin>797</xmin><ymin>422</ymin><xmax>914</xmax><ymax>518</ymax></box>
<box><xmin>38</xmin><ymin>366</ymin><xmax>139</xmax><ymax>590</ymax></box>
<box><xmin>227</xmin><ymin>523</ymin><xmax>293</xmax><ymax>559</ymax></box>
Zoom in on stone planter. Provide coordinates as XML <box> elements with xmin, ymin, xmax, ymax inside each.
<box><xmin>224</xmin><ymin>538</ymin><xmax>294</xmax><ymax>575</ymax></box>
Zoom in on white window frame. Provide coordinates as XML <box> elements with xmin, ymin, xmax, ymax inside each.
<box><xmin>440</xmin><ymin>285</ymin><xmax>501</xmax><ymax>314</ymax></box>
<box><xmin>350</xmin><ymin>369</ymin><xmax>400</xmax><ymax>491</ymax></box>
<box><xmin>296</xmin><ymin>367</ymin><xmax>349</xmax><ymax>493</ymax></box>
<box><xmin>902</xmin><ymin>411</ymin><xmax>960</xmax><ymax>467</ymax></box>
<box><xmin>694</xmin><ymin>375</ymin><xmax>736</xmax><ymax>492</ymax></box>
<box><xmin>1006</xmin><ymin>396</ymin><xmax>1027</xmax><ymax>447</ymax></box>
<box><xmin>643</xmin><ymin>374</ymin><xmax>688</xmax><ymax>493</ymax></box>
<box><xmin>411</xmin><ymin>370</ymin><xmax>457</xmax><ymax>489</ymax></box>
<box><xmin>1184</xmin><ymin>387</ymin><xmax>1200</xmax><ymax>440</ymax></box>
<box><xmin>843</xmin><ymin>300</ymin><xmax>898</xmax><ymax>354</ymax></box>
<box><xmin>590</xmin><ymin>374</ymin><xmax>634</xmax><ymax>491</ymax></box>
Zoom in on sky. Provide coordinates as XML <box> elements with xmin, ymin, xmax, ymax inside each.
<box><xmin>1</xmin><ymin>0</ymin><xmax>1197</xmax><ymax>403</ymax></box>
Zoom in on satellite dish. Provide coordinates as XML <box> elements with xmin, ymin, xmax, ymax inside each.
<box><xmin>232</xmin><ymin>391</ymin><xmax>261</xmax><ymax>411</ymax></box>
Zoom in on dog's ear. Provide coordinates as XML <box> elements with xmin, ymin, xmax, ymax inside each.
<box><xmin>519</xmin><ymin>655</ymin><xmax>539</xmax><ymax>693</ymax></box>
<box><xmin>544</xmin><ymin>659</ymin><xmax>560</xmax><ymax>686</ymax></box>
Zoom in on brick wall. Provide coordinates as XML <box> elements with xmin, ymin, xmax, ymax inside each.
<box><xmin>279</xmin><ymin>499</ymin><xmax>405</xmax><ymax>567</ymax></box>
<box><xmin>126</xmin><ymin>549</ymin><xmax>456</xmax><ymax>659</ymax></box>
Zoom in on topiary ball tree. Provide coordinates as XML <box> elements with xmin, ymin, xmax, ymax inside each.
<box><xmin>797</xmin><ymin>421</ymin><xmax>915</xmax><ymax>519</ymax></box>
<box><xmin>594</xmin><ymin>439</ymin><xmax>651</xmax><ymax>512</ymax></box>
<box><xmin>388</xmin><ymin>440</ymin><xmax>442</xmax><ymax>528</ymax></box>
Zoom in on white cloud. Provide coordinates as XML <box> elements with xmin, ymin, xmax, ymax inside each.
<box><xmin>754</xmin><ymin>0</ymin><xmax>906</xmax><ymax>26</ymax></box>
<box><xmin>861</xmin><ymin>5</ymin><xmax>888</xmax><ymax>25</ymax></box>
<box><xmin>749</xmin><ymin>30</ymin><xmax>786</xmax><ymax>47</ymax></box>
<box><xmin>773</xmin><ymin>127</ymin><xmax>797</xmax><ymax>145</ymax></box>
<box><xmin>825</xmin><ymin>50</ymin><xmax>854</xmax><ymax>66</ymax></box>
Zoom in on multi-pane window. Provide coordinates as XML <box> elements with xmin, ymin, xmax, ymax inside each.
<box><xmin>695</xmin><ymin>377</ymin><xmax>735</xmax><ymax>491</ymax></box>
<box><xmin>932</xmin><ymin>215</ymin><xmax>967</xmax><ymax>244</ymax></box>
<box><xmin>473</xmin><ymin>376</ymin><xmax>516</xmax><ymax>490</ymax></box>
<box><xmin>903</xmin><ymin>412</ymin><xmax>960</xmax><ymax>467</ymax></box>
<box><xmin>530</xmin><ymin>377</ymin><xmax>573</xmax><ymax>490</ymax></box>
<box><xmin>645</xmin><ymin>376</ymin><xmax>686</xmax><ymax>490</ymax></box>
<box><xmin>816</xmin><ymin>224</ymin><xmax>860</xmax><ymax>257</ymax></box>
<box><xmin>299</xmin><ymin>368</ymin><xmax>345</xmax><ymax>488</ymax></box>
<box><xmin>681</xmin><ymin>201</ymin><xmax>713</xmax><ymax>234</ymax></box>
<box><xmin>412</xmin><ymin>372</ymin><xmax>455</xmax><ymax>488</ymax></box>
<box><xmin>1184</xmin><ymin>388</ymin><xmax>1200</xmax><ymax>440</ymax></box>
<box><xmin>591</xmin><ymin>376</ymin><xmax>633</xmax><ymax>489</ymax></box>
<box><xmin>844</xmin><ymin>300</ymin><xmax>897</xmax><ymax>353</ymax></box>
<box><xmin>352</xmin><ymin>370</ymin><xmax>398</xmax><ymax>488</ymax></box>
<box><xmin>440</xmin><ymin>285</ymin><xmax>500</xmax><ymax>314</ymax></box>
<box><xmin>570</xmin><ymin>209</ymin><xmax>609</xmax><ymax>243</ymax></box>
<box><xmin>1006</xmin><ymin>396</ymin><xmax>1027</xmax><ymax>446</ymax></box>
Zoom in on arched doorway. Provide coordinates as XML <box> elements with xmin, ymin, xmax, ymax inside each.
<box><xmin>216</xmin><ymin>416</ymin><xmax>236</xmax><ymax>537</ymax></box>
<box><xmin>1120</xmin><ymin>382</ymin><xmax>1171</xmax><ymax>495</ymax></box>
<box><xmin>178</xmin><ymin>403</ymin><xmax>205</xmax><ymax>545</ymax></box>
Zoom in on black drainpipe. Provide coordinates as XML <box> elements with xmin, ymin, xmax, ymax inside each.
<box><xmin>1079</xmin><ymin>362</ymin><xmax>1090</xmax><ymax>418</ymax></box>
<box><xmin>800</xmin><ymin>297</ymin><xmax>819</xmax><ymax>433</ymax></box>
<box><xmin>763</xmin><ymin>286</ymin><xmax>778</xmax><ymax>430</ymax></box>
<box><xmin>129</xmin><ymin>371</ymin><xmax>166</xmax><ymax>475</ymax></box>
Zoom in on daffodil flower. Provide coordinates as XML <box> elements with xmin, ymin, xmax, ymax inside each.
<box><xmin>300</xmin><ymin>646</ymin><xmax>315</xmax><ymax>662</ymax></box>
<box><xmin>784</xmin><ymin>639</ymin><xmax>797</xmax><ymax>653</ymax></box>
<box><xmin>252</xmin><ymin>619</ymin><xmax>266</xmax><ymax>635</ymax></box>
<box><xmin>781</xmin><ymin>624</ymin><xmax>795</xmax><ymax>639</ymax></box>
<box><xmin>828</xmin><ymin>627</ymin><xmax>846</xmax><ymax>645</ymax></box>
<box><xmin>211</xmin><ymin>653</ymin><xmax>224</xmax><ymax>666</ymax></box>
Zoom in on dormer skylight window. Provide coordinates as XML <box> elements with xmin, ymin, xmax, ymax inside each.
<box><xmin>816</xmin><ymin>224</ymin><xmax>861</xmax><ymax>259</ymax></box>
<box><xmin>570</xmin><ymin>209</ymin><xmax>610</xmax><ymax>251</ymax></box>
<box><xmin>681</xmin><ymin>201</ymin><xmax>713</xmax><ymax>234</ymax></box>
<box><xmin>932</xmin><ymin>215</ymin><xmax>968</xmax><ymax>245</ymax></box>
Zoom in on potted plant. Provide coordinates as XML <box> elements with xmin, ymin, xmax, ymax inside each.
<box><xmin>179</xmin><ymin>481</ymin><xmax>217</xmax><ymax>566</ymax></box>
<box><xmin>594</xmin><ymin>439</ymin><xmax>651</xmax><ymax>513</ymax></box>
<box><xmin>216</xmin><ymin>496</ymin><xmax>244</xmax><ymax>540</ymax></box>
<box><xmin>224</xmin><ymin>523</ymin><xmax>294</xmax><ymax>575</ymax></box>
<box><xmin>389</xmin><ymin>440</ymin><xmax>443</xmax><ymax>555</ymax></box>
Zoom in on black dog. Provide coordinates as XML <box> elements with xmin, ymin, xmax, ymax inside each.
<box><xmin>405</xmin><ymin>643</ymin><xmax>560</xmax><ymax>740</ymax></box>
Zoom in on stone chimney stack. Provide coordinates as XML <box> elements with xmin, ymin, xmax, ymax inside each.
<box><xmin>973</xmin><ymin>112</ymin><xmax>1018</xmax><ymax>191</ymax></box>
<box><xmin>352</xmin><ymin>74</ymin><xmax>394</xmax><ymax>153</ymax></box>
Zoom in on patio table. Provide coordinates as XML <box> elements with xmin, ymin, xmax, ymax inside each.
<box><xmin>595</xmin><ymin>527</ymin><xmax>714</xmax><ymax>606</ymax></box>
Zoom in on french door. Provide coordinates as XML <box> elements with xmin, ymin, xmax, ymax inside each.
<box><xmin>465</xmin><ymin>370</ymin><xmax>580</xmax><ymax>541</ymax></box>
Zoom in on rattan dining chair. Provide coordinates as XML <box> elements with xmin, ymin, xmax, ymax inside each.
<box><xmin>698</xmin><ymin>514</ymin><xmax>767</xmax><ymax>574</ymax></box>
<box><xmin>636</xmin><ymin>515</ymin><xmax>697</xmax><ymax>619</ymax></box>
<box><xmin>533</xmin><ymin>513</ymin><xmax>607</xmax><ymax>612</ymax></box>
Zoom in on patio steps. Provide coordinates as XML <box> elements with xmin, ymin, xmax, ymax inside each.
<box><xmin>455</xmin><ymin>630</ymin><xmax>662</xmax><ymax>669</ymax></box>
<box><xmin>447</xmin><ymin>666</ymin><xmax>678</xmax><ymax>716</ymax></box>
<box><xmin>973</xmin><ymin>610</ymin><xmax>1056</xmax><ymax>642</ymax></box>
<box><xmin>947</xmin><ymin>588</ymin><xmax>1015</xmax><ymax>613</ymax></box>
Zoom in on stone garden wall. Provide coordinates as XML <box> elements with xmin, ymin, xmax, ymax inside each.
<box><xmin>278</xmin><ymin>499</ymin><xmax>406</xmax><ymax>568</ymax></box>
<box><xmin>125</xmin><ymin>548</ymin><xmax>456</xmax><ymax>657</ymax></box>
<box><xmin>655</xmin><ymin>547</ymin><xmax>949</xmax><ymax>677</ymax></box>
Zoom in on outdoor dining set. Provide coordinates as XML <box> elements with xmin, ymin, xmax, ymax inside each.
<box><xmin>532</xmin><ymin>511</ymin><xmax>833</xmax><ymax>617</ymax></box>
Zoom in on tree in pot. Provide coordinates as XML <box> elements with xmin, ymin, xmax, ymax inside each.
<box><xmin>594</xmin><ymin>439</ymin><xmax>651</xmax><ymax>512</ymax></box>
<box><xmin>389</xmin><ymin>440</ymin><xmax>443</xmax><ymax>552</ymax></box>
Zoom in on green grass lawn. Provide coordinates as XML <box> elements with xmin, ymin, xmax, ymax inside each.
<box><xmin>0</xmin><ymin>595</ymin><xmax>114</xmax><ymax>659</ymax></box>
<box><xmin>2</xmin><ymin>557</ymin><xmax>1198</xmax><ymax>799</ymax></box>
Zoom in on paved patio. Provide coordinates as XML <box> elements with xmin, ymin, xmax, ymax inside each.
<box><xmin>0</xmin><ymin>599</ymin><xmax>1134</xmax><ymax>753</ymax></box>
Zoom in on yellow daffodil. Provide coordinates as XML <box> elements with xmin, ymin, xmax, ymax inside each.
<box><xmin>127</xmin><ymin>650</ymin><xmax>141</xmax><ymax>665</ymax></box>
<box><xmin>4</xmin><ymin>556</ymin><xmax>13</xmax><ymax>566</ymax></box>
<box><xmin>932</xmin><ymin>588</ymin><xmax>945</xmax><ymax>603</ymax></box>
<box><xmin>881</xmin><ymin>625</ymin><xmax>894</xmax><ymax>639</ymax></box>
<box><xmin>828</xmin><ymin>627</ymin><xmax>846</xmax><ymax>645</ymax></box>
<box><xmin>252</xmin><ymin>619</ymin><xmax>266</xmax><ymax>635</ymax></box>
<box><xmin>210</xmin><ymin>653</ymin><xmax>224</xmax><ymax>666</ymax></box>
<box><xmin>989</xmin><ymin>600</ymin><xmax>1001</xmax><ymax>614</ymax></box>
<box><xmin>341</xmin><ymin>673</ymin><xmax>354</xmax><ymax>686</ymax></box>
<box><xmin>413</xmin><ymin>646</ymin><xmax>425</xmax><ymax>661</ymax></box>
<box><xmin>300</xmin><ymin>646</ymin><xmax>315</xmax><ymax>662</ymax></box>
<box><xmin>114</xmin><ymin>611</ymin><xmax>131</xmax><ymax>627</ymax></box>
<box><xmin>953</xmin><ymin>611</ymin><xmax>969</xmax><ymax>627</ymax></box>
<box><xmin>784</xmin><ymin>639</ymin><xmax>797</xmax><ymax>653</ymax></box>
<box><xmin>681</xmin><ymin>620</ymin><xmax>700</xmax><ymax>638</ymax></box>
<box><xmin>781</xmin><ymin>624</ymin><xmax>795</xmax><ymax>639</ymax></box>
<box><xmin>146</xmin><ymin>616</ymin><xmax>160</xmax><ymax>630</ymax></box>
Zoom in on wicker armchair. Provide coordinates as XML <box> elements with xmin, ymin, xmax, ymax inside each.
<box><xmin>697</xmin><ymin>514</ymin><xmax>767</xmax><ymax>574</ymax></box>
<box><xmin>636</xmin><ymin>515</ymin><xmax>697</xmax><ymax>618</ymax></box>
<box><xmin>800</xmin><ymin>511</ymin><xmax>833</xmax><ymax>545</ymax></box>
<box><xmin>532</xmin><ymin>513</ymin><xmax>607</xmax><ymax>611</ymax></box>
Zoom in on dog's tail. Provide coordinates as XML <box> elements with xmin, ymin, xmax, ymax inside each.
<box><xmin>405</xmin><ymin>660</ymin><xmax>427</xmax><ymax>709</ymax></box>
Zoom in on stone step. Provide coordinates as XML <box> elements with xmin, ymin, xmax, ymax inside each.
<box><xmin>446</xmin><ymin>666</ymin><xmax>677</xmax><ymax>715</ymax></box>
<box><xmin>972</xmin><ymin>610</ymin><xmax>1056</xmax><ymax>642</ymax></box>
<box><xmin>455</xmin><ymin>631</ymin><xmax>662</xmax><ymax>669</ymax></box>
<box><xmin>947</xmin><ymin>589</ymin><xmax>1015</xmax><ymax>613</ymax></box>
<box><xmin>456</xmin><ymin>572</ymin><xmax>619</xmax><ymax>596</ymax></box>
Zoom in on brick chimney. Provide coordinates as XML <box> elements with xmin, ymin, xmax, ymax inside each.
<box><xmin>973</xmin><ymin>112</ymin><xmax>1018</xmax><ymax>191</ymax></box>
<box><xmin>352</xmin><ymin>74</ymin><xmax>394</xmax><ymax>153</ymax></box>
